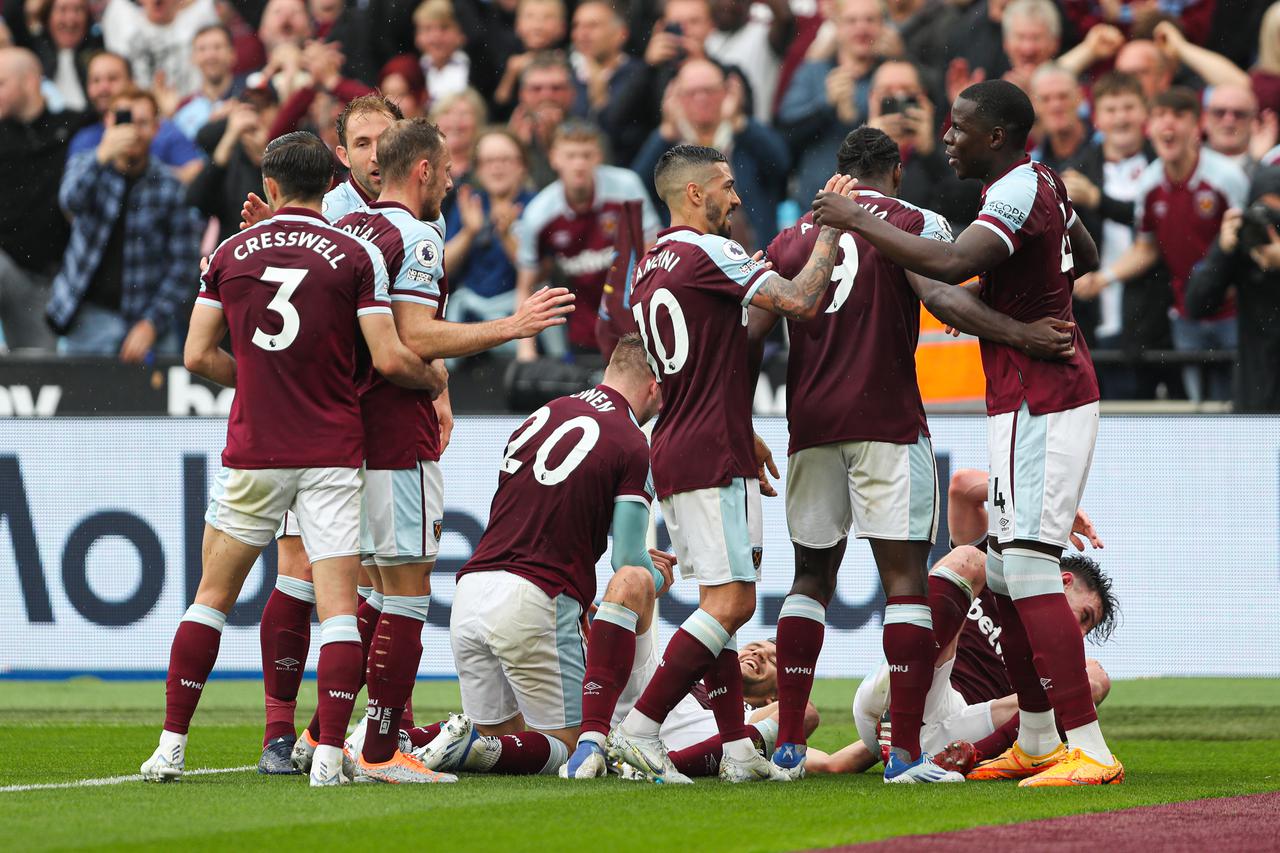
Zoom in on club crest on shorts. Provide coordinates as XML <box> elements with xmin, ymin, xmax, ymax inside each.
<box><xmin>752</xmin><ymin>546</ymin><xmax>763</xmax><ymax>570</ymax></box>
<box><xmin>433</xmin><ymin>518</ymin><xmax>444</xmax><ymax>541</ymax></box>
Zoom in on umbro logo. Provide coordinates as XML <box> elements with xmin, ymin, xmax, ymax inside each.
<box><xmin>584</xmin><ymin>681</ymin><xmax>603</xmax><ymax>694</ymax></box>
<box><xmin>275</xmin><ymin>657</ymin><xmax>300</xmax><ymax>668</ymax></box>
<box><xmin>1040</xmin><ymin>677</ymin><xmax>1053</xmax><ymax>689</ymax></box>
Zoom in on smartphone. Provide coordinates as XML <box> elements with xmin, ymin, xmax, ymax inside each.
<box><xmin>113</xmin><ymin>108</ymin><xmax>133</xmax><ymax>125</ymax></box>
<box><xmin>879</xmin><ymin>95</ymin><xmax>919</xmax><ymax>116</ymax></box>
<box><xmin>663</xmin><ymin>21</ymin><xmax>686</xmax><ymax>63</ymax></box>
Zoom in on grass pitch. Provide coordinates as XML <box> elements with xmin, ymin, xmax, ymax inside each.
<box><xmin>3</xmin><ymin>678</ymin><xmax>1278</xmax><ymax>852</ymax></box>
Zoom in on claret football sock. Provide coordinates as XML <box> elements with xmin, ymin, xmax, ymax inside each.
<box><xmin>315</xmin><ymin>616</ymin><xmax>363</xmax><ymax>748</ymax></box>
<box><xmin>307</xmin><ymin>591</ymin><xmax>383</xmax><ymax>742</ymax></box>
<box><xmin>164</xmin><ymin>604</ymin><xmax>227</xmax><ymax>735</ymax></box>
<box><xmin>362</xmin><ymin>596</ymin><xmax>428</xmax><ymax>763</ymax></box>
<box><xmin>628</xmin><ymin>609</ymin><xmax>728</xmax><ymax>736</ymax></box>
<box><xmin>702</xmin><ymin>638</ymin><xmax>751</xmax><ymax>744</ymax></box>
<box><xmin>669</xmin><ymin>723</ymin><xmax>770</xmax><ymax>777</ymax></box>
<box><xmin>927</xmin><ymin>568</ymin><xmax>973</xmax><ymax>648</ymax></box>
<box><xmin>260</xmin><ymin>577</ymin><xmax>314</xmax><ymax>744</ymax></box>
<box><xmin>580</xmin><ymin>602</ymin><xmax>639</xmax><ymax>739</ymax></box>
<box><xmin>405</xmin><ymin>721</ymin><xmax>444</xmax><ymax>749</ymax></box>
<box><xmin>993</xmin><ymin>593</ymin><xmax>1053</xmax><ymax>713</ymax></box>
<box><xmin>775</xmin><ymin>594</ymin><xmax>826</xmax><ymax>747</ymax></box>
<box><xmin>883</xmin><ymin>596</ymin><xmax>935</xmax><ymax>762</ymax></box>
<box><xmin>468</xmin><ymin>731</ymin><xmax>569</xmax><ymax>775</ymax></box>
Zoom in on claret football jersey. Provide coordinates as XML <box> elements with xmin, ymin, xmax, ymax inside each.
<box><xmin>196</xmin><ymin>206</ymin><xmax>390</xmax><ymax>469</ymax></box>
<box><xmin>458</xmin><ymin>385</ymin><xmax>653</xmax><ymax>611</ymax></box>
<box><xmin>972</xmin><ymin>158</ymin><xmax>1099</xmax><ymax>416</ymax></box>
<box><xmin>629</xmin><ymin>226</ymin><xmax>777</xmax><ymax>499</ymax></box>
<box><xmin>336</xmin><ymin>201</ymin><xmax>448</xmax><ymax>469</ymax></box>
<box><xmin>766</xmin><ymin>197</ymin><xmax>951</xmax><ymax>455</ymax></box>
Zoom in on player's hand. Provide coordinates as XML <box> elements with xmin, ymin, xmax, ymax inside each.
<box><xmin>509</xmin><ymin>286</ymin><xmax>574</xmax><ymax>338</ymax></box>
<box><xmin>434</xmin><ymin>390</ymin><xmax>453</xmax><ymax>451</ymax></box>
<box><xmin>1018</xmin><ymin>317</ymin><xmax>1075</xmax><ymax>360</ymax></box>
<box><xmin>241</xmin><ymin>192</ymin><xmax>271</xmax><ymax>229</ymax></box>
<box><xmin>1070</xmin><ymin>508</ymin><xmax>1104</xmax><ymax>550</ymax></box>
<box><xmin>812</xmin><ymin>189</ymin><xmax>865</xmax><ymax>231</ymax></box>
<box><xmin>119</xmin><ymin>318</ymin><xmax>157</xmax><ymax>364</ymax></box>
<box><xmin>753</xmin><ymin>432</ymin><xmax>779</xmax><ymax>497</ymax></box>
<box><xmin>426</xmin><ymin>358</ymin><xmax>449</xmax><ymax>400</ymax></box>
<box><xmin>649</xmin><ymin>548</ymin><xmax>677</xmax><ymax>595</ymax></box>
<box><xmin>750</xmin><ymin>249</ymin><xmax>774</xmax><ymax>271</ymax></box>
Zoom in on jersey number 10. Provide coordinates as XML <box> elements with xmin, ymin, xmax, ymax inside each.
<box><xmin>632</xmin><ymin>287</ymin><xmax>690</xmax><ymax>379</ymax></box>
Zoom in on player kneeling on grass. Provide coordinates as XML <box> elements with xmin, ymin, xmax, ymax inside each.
<box><xmin>140</xmin><ymin>131</ymin><xmax>445</xmax><ymax>786</ymax></box>
<box><xmin>412</xmin><ymin>334</ymin><xmax>664</xmax><ymax>776</ymax></box>
<box><xmin>804</xmin><ymin>470</ymin><xmax>1118</xmax><ymax>779</ymax></box>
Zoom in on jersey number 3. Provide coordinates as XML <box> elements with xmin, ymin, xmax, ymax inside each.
<box><xmin>252</xmin><ymin>267</ymin><xmax>307</xmax><ymax>352</ymax></box>
<box><xmin>500</xmin><ymin>406</ymin><xmax>601</xmax><ymax>485</ymax></box>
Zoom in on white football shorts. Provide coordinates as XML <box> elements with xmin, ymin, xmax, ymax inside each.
<box><xmin>450</xmin><ymin>571</ymin><xmax>585</xmax><ymax>730</ymax></box>
<box><xmin>205</xmin><ymin>466</ymin><xmax>362</xmax><ymax>562</ymax></box>
<box><xmin>360</xmin><ymin>460</ymin><xmax>444</xmax><ymax>565</ymax></box>
<box><xmin>786</xmin><ymin>433</ymin><xmax>939</xmax><ymax>547</ymax></box>
<box><xmin>851</xmin><ymin>657</ymin><xmax>998</xmax><ymax>759</ymax></box>
<box><xmin>662</xmin><ymin>477</ymin><xmax>762</xmax><ymax>586</ymax></box>
<box><xmin>987</xmin><ymin>401</ymin><xmax>1099</xmax><ymax>548</ymax></box>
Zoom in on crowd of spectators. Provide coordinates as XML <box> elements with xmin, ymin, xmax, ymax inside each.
<box><xmin>1</xmin><ymin>0</ymin><xmax>1278</xmax><ymax>409</ymax></box>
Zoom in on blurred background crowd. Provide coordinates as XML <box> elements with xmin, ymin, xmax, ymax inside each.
<box><xmin>1</xmin><ymin>0</ymin><xmax>1278</xmax><ymax>411</ymax></box>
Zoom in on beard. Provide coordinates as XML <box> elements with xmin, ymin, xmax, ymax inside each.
<box><xmin>706</xmin><ymin>197</ymin><xmax>732</xmax><ymax>237</ymax></box>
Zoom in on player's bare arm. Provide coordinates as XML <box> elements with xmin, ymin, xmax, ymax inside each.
<box><xmin>746</xmin><ymin>305</ymin><xmax>781</xmax><ymax>379</ymax></box>
<box><xmin>391</xmin><ymin>287</ymin><xmax>574</xmax><ymax>361</ymax></box>
<box><xmin>1068</xmin><ymin>215</ymin><xmax>1099</xmax><ymax>275</ymax></box>
<box><xmin>812</xmin><ymin>191</ymin><xmax>1011</xmax><ymax>285</ymax></box>
<box><xmin>754</xmin><ymin>433</ymin><xmax>780</xmax><ymax>497</ymax></box>
<box><xmin>906</xmin><ymin>271</ymin><xmax>1076</xmax><ymax>360</ymax></box>
<box><xmin>749</xmin><ymin>177</ymin><xmax>850</xmax><ymax>320</ymax></box>
<box><xmin>183</xmin><ymin>303</ymin><xmax>237</xmax><ymax>387</ymax></box>
<box><xmin>358</xmin><ymin>311</ymin><xmax>447</xmax><ymax>393</ymax></box>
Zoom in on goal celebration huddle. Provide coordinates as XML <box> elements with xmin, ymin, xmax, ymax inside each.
<box><xmin>141</xmin><ymin>78</ymin><xmax>1124</xmax><ymax>789</ymax></box>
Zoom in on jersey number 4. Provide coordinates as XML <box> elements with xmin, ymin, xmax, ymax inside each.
<box><xmin>252</xmin><ymin>267</ymin><xmax>307</xmax><ymax>352</ymax></box>
<box><xmin>500</xmin><ymin>406</ymin><xmax>601</xmax><ymax>485</ymax></box>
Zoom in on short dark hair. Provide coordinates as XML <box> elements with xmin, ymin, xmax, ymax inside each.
<box><xmin>377</xmin><ymin>117</ymin><xmax>447</xmax><ymax>184</ymax></box>
<box><xmin>1153</xmin><ymin>85</ymin><xmax>1201</xmax><ymax>118</ymax></box>
<box><xmin>336</xmin><ymin>94</ymin><xmax>404</xmax><ymax>149</ymax></box>
<box><xmin>262</xmin><ymin>131</ymin><xmax>335</xmax><ymax>202</ymax></box>
<box><xmin>1062</xmin><ymin>554</ymin><xmax>1119</xmax><ymax>643</ymax></box>
<box><xmin>552</xmin><ymin>118</ymin><xmax>605</xmax><ymax>149</ymax></box>
<box><xmin>193</xmin><ymin>23</ymin><xmax>233</xmax><ymax>45</ymax></box>
<box><xmin>519</xmin><ymin>50</ymin><xmax>572</xmax><ymax>87</ymax></box>
<box><xmin>836</xmin><ymin>126</ymin><xmax>901</xmax><ymax>182</ymax></box>
<box><xmin>654</xmin><ymin>144</ymin><xmax>727</xmax><ymax>204</ymax></box>
<box><xmin>959</xmin><ymin>79</ymin><xmax>1037</xmax><ymax>148</ymax></box>
<box><xmin>1092</xmin><ymin>71</ymin><xmax>1146</xmax><ymax>106</ymax></box>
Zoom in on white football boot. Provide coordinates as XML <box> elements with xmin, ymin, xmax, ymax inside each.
<box><xmin>605</xmin><ymin>729</ymin><xmax>692</xmax><ymax>784</ymax></box>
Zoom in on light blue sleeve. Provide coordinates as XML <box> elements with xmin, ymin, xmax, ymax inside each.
<box><xmin>391</xmin><ymin>219</ymin><xmax>445</xmax><ymax>306</ymax></box>
<box><xmin>690</xmin><ymin>233</ymin><xmax>777</xmax><ymax>306</ymax></box>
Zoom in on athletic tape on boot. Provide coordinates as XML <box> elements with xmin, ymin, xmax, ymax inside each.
<box><xmin>1002</xmin><ymin>548</ymin><xmax>1065</xmax><ymax>600</ymax></box>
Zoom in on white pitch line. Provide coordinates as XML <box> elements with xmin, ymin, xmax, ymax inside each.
<box><xmin>0</xmin><ymin>765</ymin><xmax>256</xmax><ymax>793</ymax></box>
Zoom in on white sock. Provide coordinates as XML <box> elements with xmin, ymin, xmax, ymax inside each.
<box><xmin>1066</xmin><ymin>720</ymin><xmax>1113</xmax><ymax>765</ymax></box>
<box><xmin>1016</xmin><ymin>709</ymin><xmax>1061</xmax><ymax>756</ymax></box>
<box><xmin>621</xmin><ymin>707</ymin><xmax>662</xmax><ymax>739</ymax></box>
<box><xmin>158</xmin><ymin>729</ymin><xmax>187</xmax><ymax>764</ymax></box>
<box><xmin>722</xmin><ymin>737</ymin><xmax>756</xmax><ymax>762</ymax></box>
<box><xmin>578</xmin><ymin>731</ymin><xmax>606</xmax><ymax>749</ymax></box>
<box><xmin>311</xmin><ymin>744</ymin><xmax>344</xmax><ymax>777</ymax></box>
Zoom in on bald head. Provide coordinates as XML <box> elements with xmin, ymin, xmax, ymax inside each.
<box><xmin>1116</xmin><ymin>40</ymin><xmax>1172</xmax><ymax>101</ymax></box>
<box><xmin>0</xmin><ymin>47</ymin><xmax>44</xmax><ymax>121</ymax></box>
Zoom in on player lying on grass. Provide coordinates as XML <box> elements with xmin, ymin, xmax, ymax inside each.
<box><xmin>803</xmin><ymin>469</ymin><xmax>1118</xmax><ymax>777</ymax></box>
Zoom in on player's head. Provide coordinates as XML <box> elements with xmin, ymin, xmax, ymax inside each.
<box><xmin>550</xmin><ymin>120</ymin><xmax>604</xmax><ymax>202</ymax></box>
<box><xmin>739</xmin><ymin>639</ymin><xmax>777</xmax><ymax>706</ymax></box>
<box><xmin>835</xmin><ymin>126</ymin><xmax>903</xmax><ymax>196</ymax></box>
<box><xmin>377</xmin><ymin>117</ymin><xmax>452</xmax><ymax>220</ymax></box>
<box><xmin>261</xmin><ymin>131</ymin><xmax>336</xmax><ymax>209</ymax></box>
<box><xmin>654</xmin><ymin>144</ymin><xmax>737</xmax><ymax>237</ymax></box>
<box><xmin>604</xmin><ymin>333</ymin><xmax>660</xmax><ymax>424</ymax></box>
<box><xmin>335</xmin><ymin>94</ymin><xmax>404</xmax><ymax>198</ymax></box>
<box><xmin>1061</xmin><ymin>554</ymin><xmax>1119</xmax><ymax>643</ymax></box>
<box><xmin>1148</xmin><ymin>86</ymin><xmax>1202</xmax><ymax>166</ymax></box>
<box><xmin>944</xmin><ymin>80</ymin><xmax>1035</xmax><ymax>180</ymax></box>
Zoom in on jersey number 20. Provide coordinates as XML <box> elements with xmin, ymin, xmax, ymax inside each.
<box><xmin>500</xmin><ymin>407</ymin><xmax>601</xmax><ymax>485</ymax></box>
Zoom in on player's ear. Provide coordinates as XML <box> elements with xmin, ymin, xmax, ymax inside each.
<box><xmin>335</xmin><ymin>145</ymin><xmax>352</xmax><ymax>170</ymax></box>
<box><xmin>1061</xmin><ymin>571</ymin><xmax>1073</xmax><ymax>590</ymax></box>
<box><xmin>262</xmin><ymin>176</ymin><xmax>280</xmax><ymax>209</ymax></box>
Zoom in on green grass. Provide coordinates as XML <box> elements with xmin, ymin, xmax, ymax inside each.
<box><xmin>3</xmin><ymin>678</ymin><xmax>1279</xmax><ymax>852</ymax></box>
